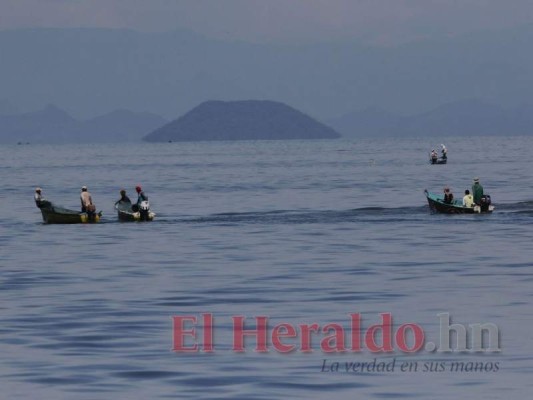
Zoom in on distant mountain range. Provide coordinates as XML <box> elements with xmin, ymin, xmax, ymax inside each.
<box><xmin>2</xmin><ymin>98</ymin><xmax>533</xmax><ymax>144</ymax></box>
<box><xmin>328</xmin><ymin>99</ymin><xmax>533</xmax><ymax>137</ymax></box>
<box><xmin>0</xmin><ymin>105</ymin><xmax>167</xmax><ymax>144</ymax></box>
<box><xmin>144</xmin><ymin>100</ymin><xmax>340</xmax><ymax>142</ymax></box>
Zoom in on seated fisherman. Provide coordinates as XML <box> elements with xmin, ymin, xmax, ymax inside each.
<box><xmin>443</xmin><ymin>187</ymin><xmax>454</xmax><ymax>204</ymax></box>
<box><xmin>430</xmin><ymin>149</ymin><xmax>438</xmax><ymax>163</ymax></box>
<box><xmin>115</xmin><ymin>189</ymin><xmax>131</xmax><ymax>205</ymax></box>
<box><xmin>462</xmin><ymin>189</ymin><xmax>474</xmax><ymax>207</ymax></box>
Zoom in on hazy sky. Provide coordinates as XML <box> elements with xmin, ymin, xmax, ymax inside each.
<box><xmin>1</xmin><ymin>0</ymin><xmax>533</xmax><ymax>45</ymax></box>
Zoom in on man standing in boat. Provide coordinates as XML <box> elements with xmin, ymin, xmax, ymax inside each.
<box><xmin>80</xmin><ymin>186</ymin><xmax>97</xmax><ymax>221</ymax></box>
<box><xmin>34</xmin><ymin>187</ymin><xmax>44</xmax><ymax>208</ymax></box>
<box><xmin>472</xmin><ymin>178</ymin><xmax>484</xmax><ymax>205</ymax></box>
<box><xmin>441</xmin><ymin>144</ymin><xmax>447</xmax><ymax>160</ymax></box>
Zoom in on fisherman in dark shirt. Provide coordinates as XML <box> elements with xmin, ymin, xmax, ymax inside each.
<box><xmin>443</xmin><ymin>187</ymin><xmax>454</xmax><ymax>204</ymax></box>
<box><xmin>441</xmin><ymin>144</ymin><xmax>447</xmax><ymax>160</ymax></box>
<box><xmin>115</xmin><ymin>189</ymin><xmax>131</xmax><ymax>206</ymax></box>
<box><xmin>430</xmin><ymin>149</ymin><xmax>438</xmax><ymax>164</ymax></box>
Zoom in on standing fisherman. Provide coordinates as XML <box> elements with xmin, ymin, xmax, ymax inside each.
<box><xmin>80</xmin><ymin>186</ymin><xmax>97</xmax><ymax>221</ymax></box>
<box><xmin>472</xmin><ymin>178</ymin><xmax>484</xmax><ymax>205</ymax></box>
<box><xmin>34</xmin><ymin>187</ymin><xmax>44</xmax><ymax>208</ymax></box>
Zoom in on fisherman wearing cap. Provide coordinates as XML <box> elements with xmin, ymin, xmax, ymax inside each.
<box><xmin>441</xmin><ymin>144</ymin><xmax>447</xmax><ymax>160</ymax></box>
<box><xmin>472</xmin><ymin>178</ymin><xmax>484</xmax><ymax>205</ymax></box>
<box><xmin>80</xmin><ymin>186</ymin><xmax>94</xmax><ymax>214</ymax></box>
<box><xmin>34</xmin><ymin>187</ymin><xmax>44</xmax><ymax>208</ymax></box>
<box><xmin>115</xmin><ymin>189</ymin><xmax>131</xmax><ymax>206</ymax></box>
<box><xmin>135</xmin><ymin>185</ymin><xmax>148</xmax><ymax>207</ymax></box>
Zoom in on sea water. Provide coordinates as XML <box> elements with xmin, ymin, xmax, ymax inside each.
<box><xmin>1</xmin><ymin>136</ymin><xmax>532</xmax><ymax>399</ymax></box>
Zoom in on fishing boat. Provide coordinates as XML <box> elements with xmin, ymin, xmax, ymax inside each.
<box><xmin>430</xmin><ymin>145</ymin><xmax>448</xmax><ymax>164</ymax></box>
<box><xmin>424</xmin><ymin>190</ymin><xmax>494</xmax><ymax>214</ymax></box>
<box><xmin>38</xmin><ymin>200</ymin><xmax>102</xmax><ymax>223</ymax></box>
<box><xmin>115</xmin><ymin>201</ymin><xmax>155</xmax><ymax>222</ymax></box>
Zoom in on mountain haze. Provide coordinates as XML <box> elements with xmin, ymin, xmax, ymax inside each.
<box><xmin>1</xmin><ymin>26</ymin><xmax>533</xmax><ymax>120</ymax></box>
<box><xmin>0</xmin><ymin>105</ymin><xmax>166</xmax><ymax>143</ymax></box>
<box><xmin>328</xmin><ymin>99</ymin><xmax>533</xmax><ymax>137</ymax></box>
<box><xmin>0</xmin><ymin>99</ymin><xmax>19</xmax><ymax>116</ymax></box>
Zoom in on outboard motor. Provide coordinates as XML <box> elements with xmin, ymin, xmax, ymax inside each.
<box><xmin>139</xmin><ymin>200</ymin><xmax>150</xmax><ymax>221</ymax></box>
<box><xmin>480</xmin><ymin>195</ymin><xmax>491</xmax><ymax>212</ymax></box>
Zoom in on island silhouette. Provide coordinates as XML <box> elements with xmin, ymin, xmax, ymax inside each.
<box><xmin>143</xmin><ymin>100</ymin><xmax>341</xmax><ymax>142</ymax></box>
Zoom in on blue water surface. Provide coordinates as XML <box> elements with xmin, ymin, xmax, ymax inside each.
<box><xmin>1</xmin><ymin>137</ymin><xmax>532</xmax><ymax>399</ymax></box>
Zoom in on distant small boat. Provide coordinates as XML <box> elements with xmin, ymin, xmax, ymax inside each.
<box><xmin>115</xmin><ymin>201</ymin><xmax>155</xmax><ymax>222</ymax></box>
<box><xmin>429</xmin><ymin>157</ymin><xmax>447</xmax><ymax>164</ymax></box>
<box><xmin>424</xmin><ymin>190</ymin><xmax>494</xmax><ymax>214</ymax></box>
<box><xmin>38</xmin><ymin>200</ymin><xmax>102</xmax><ymax>223</ymax></box>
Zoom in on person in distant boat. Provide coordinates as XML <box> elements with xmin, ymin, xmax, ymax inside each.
<box><xmin>430</xmin><ymin>149</ymin><xmax>438</xmax><ymax>164</ymax></box>
<box><xmin>472</xmin><ymin>177</ymin><xmax>484</xmax><ymax>205</ymax></box>
<box><xmin>34</xmin><ymin>187</ymin><xmax>44</xmax><ymax>208</ymax></box>
<box><xmin>441</xmin><ymin>144</ymin><xmax>447</xmax><ymax>160</ymax></box>
<box><xmin>80</xmin><ymin>186</ymin><xmax>95</xmax><ymax>214</ymax></box>
<box><xmin>135</xmin><ymin>185</ymin><xmax>148</xmax><ymax>206</ymax></box>
<box><xmin>462</xmin><ymin>189</ymin><xmax>474</xmax><ymax>207</ymax></box>
<box><xmin>443</xmin><ymin>187</ymin><xmax>454</xmax><ymax>204</ymax></box>
<box><xmin>115</xmin><ymin>189</ymin><xmax>131</xmax><ymax>206</ymax></box>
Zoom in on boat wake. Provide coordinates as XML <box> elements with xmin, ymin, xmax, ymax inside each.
<box><xmin>159</xmin><ymin>200</ymin><xmax>533</xmax><ymax>225</ymax></box>
<box><xmin>496</xmin><ymin>200</ymin><xmax>533</xmax><ymax>211</ymax></box>
<box><xmin>165</xmin><ymin>206</ymin><xmax>430</xmax><ymax>225</ymax></box>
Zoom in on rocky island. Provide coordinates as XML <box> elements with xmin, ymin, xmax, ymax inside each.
<box><xmin>143</xmin><ymin>100</ymin><xmax>341</xmax><ymax>142</ymax></box>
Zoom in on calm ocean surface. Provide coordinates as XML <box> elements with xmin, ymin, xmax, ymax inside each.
<box><xmin>1</xmin><ymin>137</ymin><xmax>532</xmax><ymax>399</ymax></box>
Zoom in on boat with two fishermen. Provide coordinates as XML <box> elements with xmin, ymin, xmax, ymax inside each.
<box><xmin>429</xmin><ymin>144</ymin><xmax>448</xmax><ymax>164</ymax></box>
<box><xmin>114</xmin><ymin>186</ymin><xmax>155</xmax><ymax>222</ymax></box>
<box><xmin>115</xmin><ymin>201</ymin><xmax>155</xmax><ymax>221</ymax></box>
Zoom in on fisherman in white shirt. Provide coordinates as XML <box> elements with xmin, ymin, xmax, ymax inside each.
<box><xmin>34</xmin><ymin>187</ymin><xmax>44</xmax><ymax>208</ymax></box>
<box><xmin>80</xmin><ymin>186</ymin><xmax>94</xmax><ymax>213</ymax></box>
<box><xmin>462</xmin><ymin>189</ymin><xmax>474</xmax><ymax>207</ymax></box>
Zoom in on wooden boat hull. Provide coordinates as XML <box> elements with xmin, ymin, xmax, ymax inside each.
<box><xmin>430</xmin><ymin>158</ymin><xmax>447</xmax><ymax>164</ymax></box>
<box><xmin>115</xmin><ymin>202</ymin><xmax>155</xmax><ymax>222</ymax></box>
<box><xmin>425</xmin><ymin>190</ymin><xmax>494</xmax><ymax>214</ymax></box>
<box><xmin>40</xmin><ymin>204</ymin><xmax>101</xmax><ymax>224</ymax></box>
